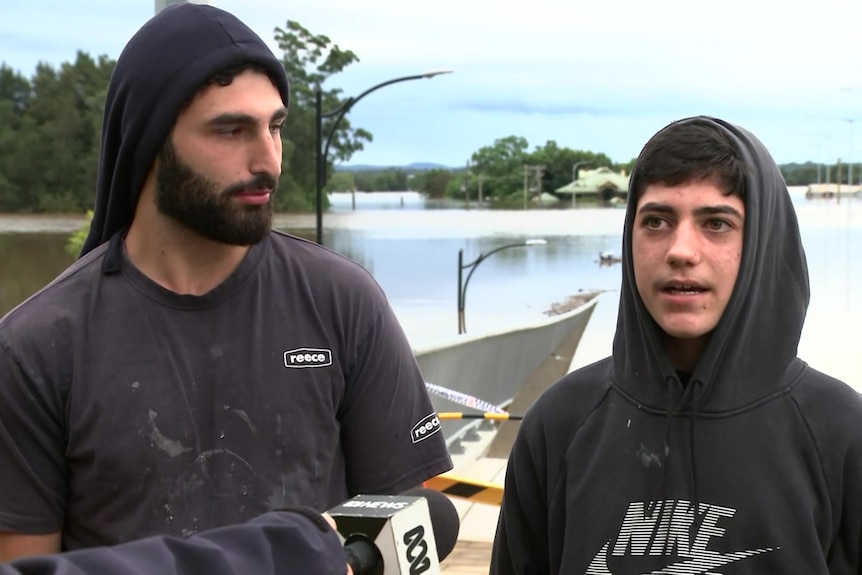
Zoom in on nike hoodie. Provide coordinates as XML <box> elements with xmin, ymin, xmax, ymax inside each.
<box><xmin>491</xmin><ymin>116</ymin><xmax>862</xmax><ymax>574</ymax></box>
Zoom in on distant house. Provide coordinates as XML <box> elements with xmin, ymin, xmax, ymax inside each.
<box><xmin>804</xmin><ymin>183</ymin><xmax>862</xmax><ymax>199</ymax></box>
<box><xmin>555</xmin><ymin>167</ymin><xmax>630</xmax><ymax>203</ymax></box>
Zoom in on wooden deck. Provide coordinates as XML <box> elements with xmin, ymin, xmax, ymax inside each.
<box><xmin>441</xmin><ymin>540</ymin><xmax>493</xmax><ymax>573</ymax></box>
<box><xmin>434</xmin><ymin>420</ymin><xmax>508</xmax><ymax>575</ymax></box>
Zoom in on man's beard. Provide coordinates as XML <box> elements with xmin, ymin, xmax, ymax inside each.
<box><xmin>155</xmin><ymin>141</ymin><xmax>278</xmax><ymax>246</ymax></box>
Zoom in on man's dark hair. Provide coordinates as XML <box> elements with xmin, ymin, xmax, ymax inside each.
<box><xmin>633</xmin><ymin>119</ymin><xmax>748</xmax><ymax>200</ymax></box>
<box><xmin>207</xmin><ymin>62</ymin><xmax>272</xmax><ymax>88</ymax></box>
<box><xmin>179</xmin><ymin>63</ymin><xmax>276</xmax><ymax>112</ymax></box>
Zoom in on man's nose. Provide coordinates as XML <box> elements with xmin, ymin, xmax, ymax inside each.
<box><xmin>665</xmin><ymin>221</ymin><xmax>702</xmax><ymax>266</ymax></box>
<box><xmin>248</xmin><ymin>129</ymin><xmax>282</xmax><ymax>179</ymax></box>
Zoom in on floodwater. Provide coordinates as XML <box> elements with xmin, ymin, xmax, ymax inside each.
<box><xmin>0</xmin><ymin>187</ymin><xmax>859</xmax><ymax>388</ymax></box>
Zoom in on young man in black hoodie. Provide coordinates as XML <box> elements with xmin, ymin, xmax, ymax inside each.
<box><xmin>491</xmin><ymin>116</ymin><xmax>862</xmax><ymax>574</ymax></box>
<box><xmin>0</xmin><ymin>4</ymin><xmax>451</xmax><ymax>562</ymax></box>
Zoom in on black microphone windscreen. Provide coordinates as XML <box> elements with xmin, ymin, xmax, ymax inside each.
<box><xmin>400</xmin><ymin>487</ymin><xmax>461</xmax><ymax>560</ymax></box>
<box><xmin>343</xmin><ymin>535</ymin><xmax>382</xmax><ymax>575</ymax></box>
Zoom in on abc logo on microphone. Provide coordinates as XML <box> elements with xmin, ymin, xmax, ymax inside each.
<box><xmin>328</xmin><ymin>489</ymin><xmax>459</xmax><ymax>575</ymax></box>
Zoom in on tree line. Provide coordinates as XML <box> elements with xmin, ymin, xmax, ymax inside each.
<box><xmin>0</xmin><ymin>21</ymin><xmax>371</xmax><ymax>214</ymax></box>
<box><xmin>331</xmin><ymin>138</ymin><xmax>632</xmax><ymax>203</ymax></box>
<box><xmin>332</xmin><ymin>154</ymin><xmax>844</xmax><ymax>202</ymax></box>
<box><xmin>0</xmin><ymin>21</ymin><xmax>840</xmax><ymax>214</ymax></box>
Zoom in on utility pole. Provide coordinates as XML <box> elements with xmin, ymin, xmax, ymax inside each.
<box><xmin>534</xmin><ymin>165</ymin><xmax>544</xmax><ymax>203</ymax></box>
<box><xmin>477</xmin><ymin>174</ymin><xmax>485</xmax><ymax>206</ymax></box>
<box><xmin>837</xmin><ymin>158</ymin><xmax>843</xmax><ymax>204</ymax></box>
<box><xmin>464</xmin><ymin>159</ymin><xmax>471</xmax><ymax>209</ymax></box>
<box><xmin>522</xmin><ymin>164</ymin><xmax>545</xmax><ymax>209</ymax></box>
<box><xmin>847</xmin><ymin>119</ymin><xmax>855</xmax><ymax>189</ymax></box>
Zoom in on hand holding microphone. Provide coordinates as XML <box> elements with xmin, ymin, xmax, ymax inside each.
<box><xmin>321</xmin><ymin>512</ymin><xmax>355</xmax><ymax>575</ymax></box>
<box><xmin>328</xmin><ymin>487</ymin><xmax>461</xmax><ymax>575</ymax></box>
<box><xmin>0</xmin><ymin>491</ymin><xmax>458</xmax><ymax>575</ymax></box>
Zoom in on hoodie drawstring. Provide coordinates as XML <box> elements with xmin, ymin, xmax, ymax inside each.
<box><xmin>689</xmin><ymin>379</ymin><xmax>704</xmax><ymax>527</ymax></box>
<box><xmin>646</xmin><ymin>376</ymin><xmax>705</xmax><ymax>530</ymax></box>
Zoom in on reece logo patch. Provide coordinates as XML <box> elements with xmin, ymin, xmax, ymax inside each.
<box><xmin>284</xmin><ymin>348</ymin><xmax>333</xmax><ymax>369</ymax></box>
<box><xmin>411</xmin><ymin>413</ymin><xmax>441</xmax><ymax>444</ymax></box>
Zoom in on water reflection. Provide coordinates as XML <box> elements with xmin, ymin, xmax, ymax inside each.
<box><xmin>0</xmin><ymin>233</ymin><xmax>73</xmax><ymax>314</ymax></box>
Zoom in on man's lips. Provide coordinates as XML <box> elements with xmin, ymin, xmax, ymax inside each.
<box><xmin>235</xmin><ymin>189</ymin><xmax>271</xmax><ymax>196</ymax></box>
<box><xmin>659</xmin><ymin>280</ymin><xmax>708</xmax><ymax>294</ymax></box>
<box><xmin>233</xmin><ymin>189</ymin><xmax>272</xmax><ymax>204</ymax></box>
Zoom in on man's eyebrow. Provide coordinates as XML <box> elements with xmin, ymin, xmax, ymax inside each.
<box><xmin>693</xmin><ymin>205</ymin><xmax>744</xmax><ymax>219</ymax></box>
<box><xmin>205</xmin><ymin>107</ymin><xmax>288</xmax><ymax>127</ymax></box>
<box><xmin>636</xmin><ymin>201</ymin><xmax>743</xmax><ymax>219</ymax></box>
<box><xmin>636</xmin><ymin>202</ymin><xmax>674</xmax><ymax>215</ymax></box>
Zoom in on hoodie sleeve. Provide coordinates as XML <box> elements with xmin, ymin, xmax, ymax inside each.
<box><xmin>0</xmin><ymin>509</ymin><xmax>347</xmax><ymax>575</ymax></box>
<box><xmin>791</xmin><ymin>371</ymin><xmax>862</xmax><ymax>574</ymax></box>
<box><xmin>828</xmin><ymin>397</ymin><xmax>862</xmax><ymax>574</ymax></box>
<box><xmin>490</xmin><ymin>410</ymin><xmax>551</xmax><ymax>575</ymax></box>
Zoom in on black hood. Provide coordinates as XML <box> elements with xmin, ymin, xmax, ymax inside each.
<box><xmin>79</xmin><ymin>3</ymin><xmax>290</xmax><ymax>257</ymax></box>
<box><xmin>612</xmin><ymin>116</ymin><xmax>810</xmax><ymax>413</ymax></box>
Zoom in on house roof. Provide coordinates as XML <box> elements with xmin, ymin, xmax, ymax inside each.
<box><xmin>555</xmin><ymin>167</ymin><xmax>630</xmax><ymax>194</ymax></box>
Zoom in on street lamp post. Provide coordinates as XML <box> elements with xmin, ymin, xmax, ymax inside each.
<box><xmin>457</xmin><ymin>239</ymin><xmax>548</xmax><ymax>334</ymax></box>
<box><xmin>314</xmin><ymin>70</ymin><xmax>453</xmax><ymax>245</ymax></box>
<box><xmin>847</xmin><ymin>119</ymin><xmax>855</xmax><ymax>189</ymax></box>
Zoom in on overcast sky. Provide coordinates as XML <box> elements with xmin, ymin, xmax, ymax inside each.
<box><xmin>3</xmin><ymin>0</ymin><xmax>861</xmax><ymax>168</ymax></box>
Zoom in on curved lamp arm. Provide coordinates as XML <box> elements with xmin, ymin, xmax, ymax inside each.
<box><xmin>457</xmin><ymin>239</ymin><xmax>547</xmax><ymax>334</ymax></box>
<box><xmin>314</xmin><ymin>71</ymin><xmax>453</xmax><ymax>244</ymax></box>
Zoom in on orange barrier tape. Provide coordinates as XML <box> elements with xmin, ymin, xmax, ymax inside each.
<box><xmin>424</xmin><ymin>473</ymin><xmax>504</xmax><ymax>506</ymax></box>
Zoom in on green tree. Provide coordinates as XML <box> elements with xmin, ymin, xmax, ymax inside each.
<box><xmin>779</xmin><ymin>162</ymin><xmax>824</xmax><ymax>185</ymax></box>
<box><xmin>0</xmin><ymin>65</ymin><xmax>31</xmax><ymax>210</ymax></box>
<box><xmin>273</xmin><ymin>21</ymin><xmax>371</xmax><ymax>211</ymax></box>
<box><xmin>614</xmin><ymin>157</ymin><xmax>637</xmax><ymax>176</ymax></box>
<box><xmin>529</xmin><ymin>141</ymin><xmax>614</xmax><ymax>193</ymax></box>
<box><xmin>66</xmin><ymin>210</ymin><xmax>93</xmax><ymax>257</ymax></box>
<box><xmin>326</xmin><ymin>170</ymin><xmax>355</xmax><ymax>192</ymax></box>
<box><xmin>463</xmin><ymin>135</ymin><xmax>530</xmax><ymax>200</ymax></box>
<box><xmin>414</xmin><ymin>168</ymin><xmax>453</xmax><ymax>199</ymax></box>
<box><xmin>0</xmin><ymin>53</ymin><xmax>113</xmax><ymax>213</ymax></box>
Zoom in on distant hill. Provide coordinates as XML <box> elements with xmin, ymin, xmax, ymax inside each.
<box><xmin>336</xmin><ymin>162</ymin><xmax>451</xmax><ymax>172</ymax></box>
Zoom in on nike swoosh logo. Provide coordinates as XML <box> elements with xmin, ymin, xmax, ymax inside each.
<box><xmin>585</xmin><ymin>542</ymin><xmax>613</xmax><ymax>574</ymax></box>
<box><xmin>585</xmin><ymin>541</ymin><xmax>779</xmax><ymax>574</ymax></box>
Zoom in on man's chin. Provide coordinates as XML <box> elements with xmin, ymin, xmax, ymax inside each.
<box><xmin>660</xmin><ymin>322</ymin><xmax>715</xmax><ymax>342</ymax></box>
<box><xmin>191</xmin><ymin>220</ymin><xmax>271</xmax><ymax>247</ymax></box>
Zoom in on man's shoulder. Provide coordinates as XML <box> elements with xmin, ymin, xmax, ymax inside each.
<box><xmin>526</xmin><ymin>358</ymin><xmax>613</xmax><ymax>426</ymax></box>
<box><xmin>788</xmin><ymin>364</ymin><xmax>862</xmax><ymax>496</ymax></box>
<box><xmin>1</xmin><ymin>244</ymin><xmax>108</xmax><ymax>335</ymax></box>
<box><xmin>268</xmin><ymin>231</ymin><xmax>376</xmax><ymax>277</ymax></box>
<box><xmin>266</xmin><ymin>231</ymin><xmax>385</xmax><ymax>300</ymax></box>
<box><xmin>546</xmin><ymin>358</ymin><xmax>612</xmax><ymax>400</ymax></box>
<box><xmin>791</xmin><ymin>363</ymin><xmax>862</xmax><ymax>421</ymax></box>
<box><xmin>786</xmin><ymin>362</ymin><xmax>862</xmax><ymax>461</ymax></box>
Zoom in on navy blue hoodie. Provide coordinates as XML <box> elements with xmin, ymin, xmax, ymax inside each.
<box><xmin>0</xmin><ymin>509</ymin><xmax>346</xmax><ymax>575</ymax></box>
<box><xmin>491</xmin><ymin>116</ymin><xmax>862</xmax><ymax>574</ymax></box>
<box><xmin>79</xmin><ymin>3</ymin><xmax>289</xmax><ymax>256</ymax></box>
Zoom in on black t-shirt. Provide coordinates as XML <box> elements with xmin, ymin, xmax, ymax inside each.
<box><xmin>0</xmin><ymin>231</ymin><xmax>452</xmax><ymax>549</ymax></box>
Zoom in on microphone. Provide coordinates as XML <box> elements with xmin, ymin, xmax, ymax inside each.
<box><xmin>328</xmin><ymin>487</ymin><xmax>460</xmax><ymax>575</ymax></box>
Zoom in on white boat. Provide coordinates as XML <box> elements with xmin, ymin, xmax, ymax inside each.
<box><xmin>413</xmin><ymin>291</ymin><xmax>601</xmax><ymax>453</ymax></box>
